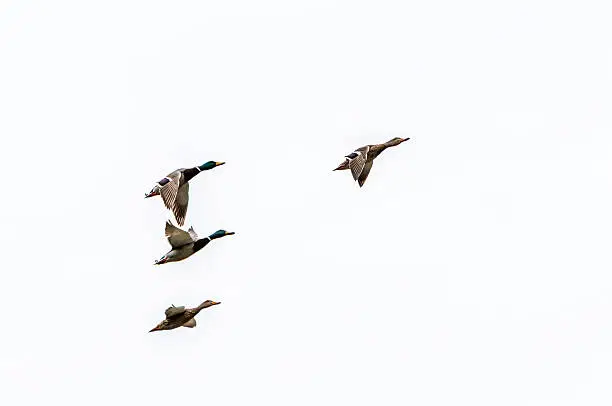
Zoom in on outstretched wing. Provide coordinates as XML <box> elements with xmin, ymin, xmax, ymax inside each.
<box><xmin>165</xmin><ymin>305</ymin><xmax>186</xmax><ymax>319</ymax></box>
<box><xmin>357</xmin><ymin>160</ymin><xmax>374</xmax><ymax>187</ymax></box>
<box><xmin>165</xmin><ymin>220</ymin><xmax>196</xmax><ymax>249</ymax></box>
<box><xmin>160</xmin><ymin>170</ymin><xmax>182</xmax><ymax>215</ymax></box>
<box><xmin>347</xmin><ymin>146</ymin><xmax>369</xmax><ymax>181</ymax></box>
<box><xmin>173</xmin><ymin>182</ymin><xmax>189</xmax><ymax>226</ymax></box>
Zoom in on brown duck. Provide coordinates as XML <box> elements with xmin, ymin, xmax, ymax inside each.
<box><xmin>149</xmin><ymin>300</ymin><xmax>221</xmax><ymax>332</ymax></box>
<box><xmin>334</xmin><ymin>137</ymin><xmax>410</xmax><ymax>187</ymax></box>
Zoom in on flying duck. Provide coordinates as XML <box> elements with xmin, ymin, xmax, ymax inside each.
<box><xmin>154</xmin><ymin>220</ymin><xmax>235</xmax><ymax>265</ymax></box>
<box><xmin>334</xmin><ymin>137</ymin><xmax>410</xmax><ymax>187</ymax></box>
<box><xmin>149</xmin><ymin>300</ymin><xmax>221</xmax><ymax>332</ymax></box>
<box><xmin>145</xmin><ymin>161</ymin><xmax>225</xmax><ymax>226</ymax></box>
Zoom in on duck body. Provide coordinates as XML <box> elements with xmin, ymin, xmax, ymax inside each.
<box><xmin>149</xmin><ymin>300</ymin><xmax>221</xmax><ymax>332</ymax></box>
<box><xmin>154</xmin><ymin>221</ymin><xmax>235</xmax><ymax>265</ymax></box>
<box><xmin>159</xmin><ymin>242</ymin><xmax>199</xmax><ymax>263</ymax></box>
<box><xmin>334</xmin><ymin>137</ymin><xmax>409</xmax><ymax>187</ymax></box>
<box><xmin>145</xmin><ymin>161</ymin><xmax>225</xmax><ymax>226</ymax></box>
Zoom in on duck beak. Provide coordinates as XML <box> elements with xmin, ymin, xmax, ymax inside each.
<box><xmin>211</xmin><ymin>301</ymin><xmax>221</xmax><ymax>306</ymax></box>
<box><xmin>154</xmin><ymin>257</ymin><xmax>167</xmax><ymax>265</ymax></box>
<box><xmin>215</xmin><ymin>161</ymin><xmax>225</xmax><ymax>166</ymax></box>
<box><xmin>149</xmin><ymin>326</ymin><xmax>161</xmax><ymax>332</ymax></box>
<box><xmin>225</xmin><ymin>231</ymin><xmax>235</xmax><ymax>236</ymax></box>
<box><xmin>402</xmin><ymin>137</ymin><xmax>410</xmax><ymax>142</ymax></box>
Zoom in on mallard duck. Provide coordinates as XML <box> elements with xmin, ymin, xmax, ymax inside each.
<box><xmin>334</xmin><ymin>137</ymin><xmax>410</xmax><ymax>187</ymax></box>
<box><xmin>154</xmin><ymin>220</ymin><xmax>235</xmax><ymax>265</ymax></box>
<box><xmin>145</xmin><ymin>161</ymin><xmax>225</xmax><ymax>226</ymax></box>
<box><xmin>149</xmin><ymin>300</ymin><xmax>221</xmax><ymax>332</ymax></box>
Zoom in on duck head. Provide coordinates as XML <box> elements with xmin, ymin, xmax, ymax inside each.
<box><xmin>199</xmin><ymin>300</ymin><xmax>221</xmax><ymax>309</ymax></box>
<box><xmin>199</xmin><ymin>161</ymin><xmax>225</xmax><ymax>171</ymax></box>
<box><xmin>386</xmin><ymin>137</ymin><xmax>410</xmax><ymax>147</ymax></box>
<box><xmin>209</xmin><ymin>230</ymin><xmax>235</xmax><ymax>239</ymax></box>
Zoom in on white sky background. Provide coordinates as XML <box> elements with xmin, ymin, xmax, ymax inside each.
<box><xmin>1</xmin><ymin>0</ymin><xmax>612</xmax><ymax>404</ymax></box>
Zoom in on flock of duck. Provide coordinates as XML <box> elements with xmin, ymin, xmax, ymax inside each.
<box><xmin>145</xmin><ymin>136</ymin><xmax>410</xmax><ymax>333</ymax></box>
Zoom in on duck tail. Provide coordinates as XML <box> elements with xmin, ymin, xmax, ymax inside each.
<box><xmin>333</xmin><ymin>159</ymin><xmax>349</xmax><ymax>171</ymax></box>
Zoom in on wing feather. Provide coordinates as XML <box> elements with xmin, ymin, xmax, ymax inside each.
<box><xmin>165</xmin><ymin>305</ymin><xmax>186</xmax><ymax>319</ymax></box>
<box><xmin>173</xmin><ymin>183</ymin><xmax>189</xmax><ymax>226</ymax></box>
<box><xmin>348</xmin><ymin>146</ymin><xmax>369</xmax><ymax>181</ymax></box>
<box><xmin>187</xmin><ymin>226</ymin><xmax>198</xmax><ymax>241</ymax></box>
<box><xmin>160</xmin><ymin>171</ymin><xmax>181</xmax><ymax>214</ymax></box>
<box><xmin>357</xmin><ymin>160</ymin><xmax>374</xmax><ymax>187</ymax></box>
<box><xmin>165</xmin><ymin>220</ymin><xmax>196</xmax><ymax>248</ymax></box>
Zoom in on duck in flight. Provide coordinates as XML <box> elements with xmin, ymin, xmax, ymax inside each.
<box><xmin>334</xmin><ymin>137</ymin><xmax>410</xmax><ymax>187</ymax></box>
<box><xmin>145</xmin><ymin>161</ymin><xmax>225</xmax><ymax>226</ymax></box>
<box><xmin>154</xmin><ymin>220</ymin><xmax>235</xmax><ymax>265</ymax></box>
<box><xmin>149</xmin><ymin>300</ymin><xmax>221</xmax><ymax>332</ymax></box>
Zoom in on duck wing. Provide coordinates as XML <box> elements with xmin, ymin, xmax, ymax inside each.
<box><xmin>160</xmin><ymin>170</ymin><xmax>183</xmax><ymax>216</ymax></box>
<box><xmin>357</xmin><ymin>159</ymin><xmax>374</xmax><ymax>187</ymax></box>
<box><xmin>347</xmin><ymin>146</ymin><xmax>370</xmax><ymax>181</ymax></box>
<box><xmin>165</xmin><ymin>305</ymin><xmax>186</xmax><ymax>319</ymax></box>
<box><xmin>172</xmin><ymin>182</ymin><xmax>189</xmax><ymax>226</ymax></box>
<box><xmin>187</xmin><ymin>226</ymin><xmax>199</xmax><ymax>241</ymax></box>
<box><xmin>165</xmin><ymin>220</ymin><xmax>196</xmax><ymax>249</ymax></box>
